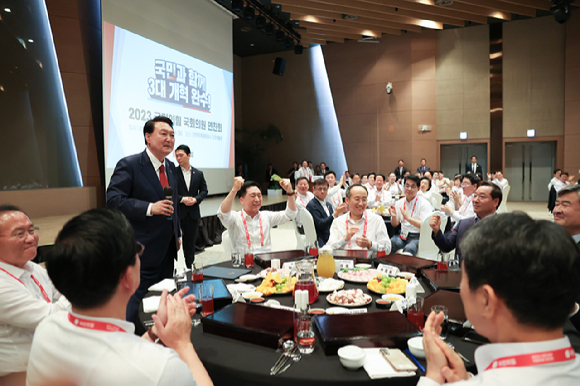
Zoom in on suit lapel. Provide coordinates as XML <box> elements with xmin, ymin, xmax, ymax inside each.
<box><xmin>139</xmin><ymin>151</ymin><xmax>164</xmax><ymax>199</ymax></box>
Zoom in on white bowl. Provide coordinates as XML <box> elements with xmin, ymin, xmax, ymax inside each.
<box><xmin>338</xmin><ymin>345</ymin><xmax>366</xmax><ymax>370</ymax></box>
<box><xmin>407</xmin><ymin>336</ymin><xmax>425</xmax><ymax>359</ymax></box>
<box><xmin>381</xmin><ymin>294</ymin><xmax>405</xmax><ymax>302</ymax></box>
<box><xmin>355</xmin><ymin>263</ymin><xmax>372</xmax><ymax>269</ymax></box>
<box><xmin>242</xmin><ymin>291</ymin><xmax>263</xmax><ymax>300</ymax></box>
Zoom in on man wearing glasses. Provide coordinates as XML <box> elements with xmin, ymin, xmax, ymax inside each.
<box><xmin>306</xmin><ymin>179</ymin><xmax>347</xmax><ymax>247</ymax></box>
<box><xmin>441</xmin><ymin>174</ymin><xmax>478</xmax><ymax>221</ymax></box>
<box><xmin>389</xmin><ymin>176</ymin><xmax>434</xmax><ymax>256</ymax></box>
<box><xmin>0</xmin><ymin>205</ymin><xmax>70</xmax><ymax>384</ymax></box>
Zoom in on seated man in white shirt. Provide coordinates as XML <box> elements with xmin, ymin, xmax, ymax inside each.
<box><xmin>368</xmin><ymin>174</ymin><xmax>392</xmax><ymax>208</ymax></box>
<box><xmin>218</xmin><ymin>177</ymin><xmax>296</xmax><ymax>252</ymax></box>
<box><xmin>27</xmin><ymin>208</ymin><xmax>212</xmax><ymax>386</ymax></box>
<box><xmin>352</xmin><ymin>173</ymin><xmax>361</xmax><ymax>185</ymax></box>
<box><xmin>420</xmin><ymin>213</ymin><xmax>580</xmax><ymax>386</ymax></box>
<box><xmin>294</xmin><ymin>160</ymin><xmax>313</xmax><ymax>182</ymax></box>
<box><xmin>325</xmin><ymin>171</ymin><xmax>346</xmax><ymax>211</ymax></box>
<box><xmin>295</xmin><ymin>177</ymin><xmax>314</xmax><ymax>232</ymax></box>
<box><xmin>389</xmin><ymin>176</ymin><xmax>434</xmax><ymax>256</ymax></box>
<box><xmin>327</xmin><ymin>184</ymin><xmax>391</xmax><ymax>252</ymax></box>
<box><xmin>441</xmin><ymin>174</ymin><xmax>478</xmax><ymax>222</ymax></box>
<box><xmin>0</xmin><ymin>205</ymin><xmax>71</xmax><ymax>385</ymax></box>
<box><xmin>491</xmin><ymin>170</ymin><xmax>509</xmax><ymax>191</ymax></box>
<box><xmin>365</xmin><ymin>172</ymin><xmax>376</xmax><ymax>193</ymax></box>
<box><xmin>385</xmin><ymin>172</ymin><xmax>403</xmax><ymax>195</ymax></box>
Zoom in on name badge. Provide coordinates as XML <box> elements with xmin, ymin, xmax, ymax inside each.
<box><xmin>400</xmin><ymin>225</ymin><xmax>409</xmax><ymax>241</ymax></box>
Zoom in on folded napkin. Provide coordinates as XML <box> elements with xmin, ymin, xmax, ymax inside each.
<box><xmin>148</xmin><ymin>279</ymin><xmax>176</xmax><ymax>292</ymax></box>
<box><xmin>226</xmin><ymin>284</ymin><xmax>249</xmax><ymax>303</ymax></box>
<box><xmin>362</xmin><ymin>348</ymin><xmax>416</xmax><ymax>379</ymax></box>
<box><xmin>143</xmin><ymin>296</ymin><xmax>161</xmax><ymax>313</ymax></box>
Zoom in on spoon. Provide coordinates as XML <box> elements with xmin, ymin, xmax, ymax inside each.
<box><xmin>271</xmin><ymin>341</ymin><xmax>295</xmax><ymax>372</ymax></box>
<box><xmin>447</xmin><ymin>342</ymin><xmax>470</xmax><ymax>363</ymax></box>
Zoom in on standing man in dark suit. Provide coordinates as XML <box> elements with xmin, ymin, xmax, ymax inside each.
<box><xmin>417</xmin><ymin>158</ymin><xmax>430</xmax><ymax>176</ymax></box>
<box><xmin>175</xmin><ymin>144</ymin><xmax>208</xmax><ymax>269</ymax></box>
<box><xmin>394</xmin><ymin>159</ymin><xmax>408</xmax><ymax>181</ymax></box>
<box><xmin>430</xmin><ymin>181</ymin><xmax>501</xmax><ymax>264</ymax></box>
<box><xmin>107</xmin><ymin>116</ymin><xmax>181</xmax><ymax>323</ymax></box>
<box><xmin>306</xmin><ymin>179</ymin><xmax>347</xmax><ymax>247</ymax></box>
<box><xmin>466</xmin><ymin>155</ymin><xmax>483</xmax><ymax>175</ymax></box>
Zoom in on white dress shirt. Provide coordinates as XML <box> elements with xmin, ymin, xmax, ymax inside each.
<box><xmin>385</xmin><ymin>182</ymin><xmax>402</xmax><ymax>195</ymax></box>
<box><xmin>180</xmin><ymin>166</ymin><xmax>192</xmax><ymax>191</ymax></box>
<box><xmin>295</xmin><ymin>191</ymin><xmax>315</xmax><ymax>227</ymax></box>
<box><xmin>326</xmin><ymin>184</ymin><xmax>345</xmax><ymax>211</ymax></box>
<box><xmin>417</xmin><ymin>337</ymin><xmax>580</xmax><ymax>386</ymax></box>
<box><xmin>0</xmin><ymin>261</ymin><xmax>70</xmax><ymax>376</ymax></box>
<box><xmin>327</xmin><ymin>212</ymin><xmax>391</xmax><ymax>252</ymax></box>
<box><xmin>217</xmin><ymin>205</ymin><xmax>297</xmax><ymax>252</ymax></box>
<box><xmin>450</xmin><ymin>193</ymin><xmax>475</xmax><ymax>221</ymax></box>
<box><xmin>554</xmin><ymin>179</ymin><xmax>568</xmax><ymax>193</ymax></box>
<box><xmin>294</xmin><ymin>167</ymin><xmax>313</xmax><ymax>181</ymax></box>
<box><xmin>393</xmin><ymin>195</ymin><xmax>433</xmax><ymax>234</ymax></box>
<box><xmin>548</xmin><ymin>177</ymin><xmax>560</xmax><ymax>192</ymax></box>
<box><xmin>368</xmin><ymin>188</ymin><xmax>392</xmax><ymax>207</ymax></box>
<box><xmin>27</xmin><ymin>311</ymin><xmax>196</xmax><ymax>386</ymax></box>
<box><xmin>492</xmin><ymin>178</ymin><xmax>509</xmax><ymax>191</ymax></box>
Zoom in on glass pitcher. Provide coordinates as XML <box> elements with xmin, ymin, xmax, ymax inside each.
<box><xmin>316</xmin><ymin>247</ymin><xmax>335</xmax><ymax>279</ymax></box>
<box><xmin>293</xmin><ymin>259</ymin><xmax>318</xmax><ymax>304</ymax></box>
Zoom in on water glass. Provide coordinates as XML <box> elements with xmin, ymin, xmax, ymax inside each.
<box><xmin>199</xmin><ymin>283</ymin><xmax>214</xmax><ymax>317</ymax></box>
<box><xmin>407</xmin><ymin>298</ymin><xmax>425</xmax><ymax>330</ymax></box>
<box><xmin>431</xmin><ymin>305</ymin><xmax>449</xmax><ymax>340</ymax></box>
<box><xmin>231</xmin><ymin>252</ymin><xmax>241</xmax><ymax>267</ymax></box>
<box><xmin>193</xmin><ymin>261</ymin><xmax>203</xmax><ymax>283</ymax></box>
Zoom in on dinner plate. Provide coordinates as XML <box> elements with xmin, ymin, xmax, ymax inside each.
<box><xmin>258</xmin><ymin>268</ymin><xmax>292</xmax><ymax>279</ymax></box>
<box><xmin>337</xmin><ymin>269</ymin><xmax>381</xmax><ymax>283</ymax></box>
<box><xmin>381</xmin><ymin>294</ymin><xmax>405</xmax><ymax>302</ymax></box>
<box><xmin>325</xmin><ymin>307</ymin><xmax>349</xmax><ymax>315</ymax></box>
<box><xmin>326</xmin><ymin>293</ymin><xmax>372</xmax><ymax>308</ymax></box>
<box><xmin>238</xmin><ymin>274</ymin><xmax>260</xmax><ymax>282</ymax></box>
<box><xmin>316</xmin><ymin>278</ymin><xmax>345</xmax><ymax>293</ymax></box>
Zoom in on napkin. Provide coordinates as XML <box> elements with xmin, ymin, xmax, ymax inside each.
<box><xmin>362</xmin><ymin>348</ymin><xmax>416</xmax><ymax>379</ymax></box>
<box><xmin>142</xmin><ymin>296</ymin><xmax>162</xmax><ymax>313</ymax></box>
<box><xmin>226</xmin><ymin>284</ymin><xmax>248</xmax><ymax>303</ymax></box>
<box><xmin>148</xmin><ymin>279</ymin><xmax>176</xmax><ymax>292</ymax></box>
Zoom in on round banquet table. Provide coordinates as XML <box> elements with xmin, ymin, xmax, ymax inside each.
<box><xmin>138</xmin><ymin>261</ymin><xmax>479</xmax><ymax>386</ymax></box>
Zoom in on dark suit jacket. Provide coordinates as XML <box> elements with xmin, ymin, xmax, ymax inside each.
<box><xmin>306</xmin><ymin>199</ymin><xmax>334</xmax><ymax>247</ymax></box>
<box><xmin>417</xmin><ymin>166</ymin><xmax>430</xmax><ymax>175</ymax></box>
<box><xmin>394</xmin><ymin>166</ymin><xmax>408</xmax><ymax>180</ymax></box>
<box><xmin>432</xmin><ymin>216</ymin><xmax>478</xmax><ymax>264</ymax></box>
<box><xmin>176</xmin><ymin>166</ymin><xmax>208</xmax><ymax>221</ymax></box>
<box><xmin>466</xmin><ymin>163</ymin><xmax>482</xmax><ymax>175</ymax></box>
<box><xmin>106</xmin><ymin>150</ymin><xmax>180</xmax><ymax>268</ymax></box>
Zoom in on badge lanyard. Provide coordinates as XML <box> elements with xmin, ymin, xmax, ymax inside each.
<box><xmin>298</xmin><ymin>193</ymin><xmax>310</xmax><ymax>208</ymax></box>
<box><xmin>461</xmin><ymin>196</ymin><xmax>473</xmax><ymax>215</ymax></box>
<box><xmin>241</xmin><ymin>212</ymin><xmax>264</xmax><ymax>248</ymax></box>
<box><xmin>403</xmin><ymin>197</ymin><xmax>419</xmax><ymax>221</ymax></box>
<box><xmin>346</xmin><ymin>212</ymin><xmax>367</xmax><ymax>248</ymax></box>
<box><xmin>485</xmin><ymin>347</ymin><xmax>575</xmax><ymax>371</ymax></box>
<box><xmin>0</xmin><ymin>267</ymin><xmax>51</xmax><ymax>303</ymax></box>
<box><xmin>68</xmin><ymin>313</ymin><xmax>126</xmax><ymax>333</ymax></box>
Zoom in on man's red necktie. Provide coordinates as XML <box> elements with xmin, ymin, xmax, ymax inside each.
<box><xmin>159</xmin><ymin>164</ymin><xmax>169</xmax><ymax>189</ymax></box>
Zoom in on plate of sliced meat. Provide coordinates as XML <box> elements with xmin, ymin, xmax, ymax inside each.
<box><xmin>326</xmin><ymin>289</ymin><xmax>372</xmax><ymax>307</ymax></box>
<box><xmin>337</xmin><ymin>268</ymin><xmax>382</xmax><ymax>283</ymax></box>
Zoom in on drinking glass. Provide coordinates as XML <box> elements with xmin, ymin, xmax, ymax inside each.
<box><xmin>294</xmin><ymin>312</ymin><xmax>315</xmax><ymax>354</ymax></box>
<box><xmin>231</xmin><ymin>252</ymin><xmax>241</xmax><ymax>268</ymax></box>
<box><xmin>407</xmin><ymin>298</ymin><xmax>425</xmax><ymax>330</ymax></box>
<box><xmin>193</xmin><ymin>261</ymin><xmax>203</xmax><ymax>282</ymax></box>
<box><xmin>173</xmin><ymin>268</ymin><xmax>187</xmax><ymax>290</ymax></box>
<box><xmin>199</xmin><ymin>283</ymin><xmax>214</xmax><ymax>317</ymax></box>
<box><xmin>431</xmin><ymin>305</ymin><xmax>449</xmax><ymax>340</ymax></box>
<box><xmin>376</xmin><ymin>243</ymin><xmax>387</xmax><ymax>258</ymax></box>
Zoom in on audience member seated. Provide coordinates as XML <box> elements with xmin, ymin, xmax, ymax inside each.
<box><xmin>325</xmin><ymin>171</ymin><xmax>346</xmax><ymax>211</ymax></box>
<box><xmin>430</xmin><ymin>182</ymin><xmax>501</xmax><ymax>265</ymax></box>
<box><xmin>361</xmin><ymin>174</ymin><xmax>368</xmax><ymax>185</ymax></box>
<box><xmin>327</xmin><ymin>184</ymin><xmax>391</xmax><ymax>252</ymax></box>
<box><xmin>287</xmin><ymin>161</ymin><xmax>298</xmax><ymax>186</ymax></box>
<box><xmin>295</xmin><ymin>177</ymin><xmax>314</xmax><ymax>231</ymax></box>
<box><xmin>548</xmin><ymin>169</ymin><xmax>562</xmax><ymax>192</ymax></box>
<box><xmin>417</xmin><ymin>158</ymin><xmax>430</xmax><ymax>176</ymax></box>
<box><xmin>306</xmin><ymin>179</ymin><xmax>347</xmax><ymax>247</ymax></box>
<box><xmin>420</xmin><ymin>213</ymin><xmax>580</xmax><ymax>386</ymax></box>
<box><xmin>449</xmin><ymin>175</ymin><xmax>463</xmax><ymax>196</ymax></box>
<box><xmin>0</xmin><ymin>205</ymin><xmax>71</xmax><ymax>386</ymax></box>
<box><xmin>364</xmin><ymin>172</ymin><xmax>376</xmax><ymax>193</ymax></box>
<box><xmin>352</xmin><ymin>173</ymin><xmax>361</xmax><ymax>185</ymax></box>
<box><xmin>424</xmin><ymin>170</ymin><xmax>433</xmax><ymax>181</ymax></box>
<box><xmin>434</xmin><ymin>171</ymin><xmax>450</xmax><ymax>193</ymax></box>
<box><xmin>385</xmin><ymin>172</ymin><xmax>403</xmax><ymax>195</ymax></box>
<box><xmin>389</xmin><ymin>176</ymin><xmax>434</xmax><ymax>256</ymax></box>
<box><xmin>318</xmin><ymin>162</ymin><xmax>328</xmax><ymax>176</ymax></box>
<box><xmin>368</xmin><ymin>174</ymin><xmax>392</xmax><ymax>208</ymax></box>
<box><xmin>294</xmin><ymin>160</ymin><xmax>313</xmax><ymax>181</ymax></box>
<box><xmin>344</xmin><ymin>170</ymin><xmax>353</xmax><ymax>186</ymax></box>
<box><xmin>554</xmin><ymin>172</ymin><xmax>572</xmax><ymax>193</ymax></box>
<box><xmin>394</xmin><ymin>159</ymin><xmax>408</xmax><ymax>182</ymax></box>
<box><xmin>218</xmin><ymin>177</ymin><xmax>296</xmax><ymax>252</ymax></box>
<box><xmin>418</xmin><ymin>176</ymin><xmax>435</xmax><ymax>204</ymax></box>
<box><xmin>491</xmin><ymin>170</ymin><xmax>509</xmax><ymax>191</ymax></box>
<box><xmin>26</xmin><ymin>209</ymin><xmax>213</xmax><ymax>386</ymax></box>
<box><xmin>441</xmin><ymin>174</ymin><xmax>478</xmax><ymax>222</ymax></box>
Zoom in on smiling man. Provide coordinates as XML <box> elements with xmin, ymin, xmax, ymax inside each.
<box><xmin>107</xmin><ymin>116</ymin><xmax>181</xmax><ymax>324</ymax></box>
<box><xmin>306</xmin><ymin>179</ymin><xmax>347</xmax><ymax>246</ymax></box>
<box><xmin>327</xmin><ymin>184</ymin><xmax>391</xmax><ymax>252</ymax></box>
<box><xmin>430</xmin><ymin>182</ymin><xmax>501</xmax><ymax>264</ymax></box>
<box><xmin>420</xmin><ymin>213</ymin><xmax>580</xmax><ymax>386</ymax></box>
<box><xmin>442</xmin><ymin>174</ymin><xmax>478</xmax><ymax>221</ymax></box>
<box><xmin>218</xmin><ymin>177</ymin><xmax>296</xmax><ymax>252</ymax></box>
<box><xmin>0</xmin><ymin>205</ymin><xmax>70</xmax><ymax>384</ymax></box>
<box><xmin>554</xmin><ymin>184</ymin><xmax>580</xmax><ymax>244</ymax></box>
<box><xmin>295</xmin><ymin>176</ymin><xmax>314</xmax><ymax>231</ymax></box>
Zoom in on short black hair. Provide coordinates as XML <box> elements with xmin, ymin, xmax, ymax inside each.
<box><xmin>476</xmin><ymin>181</ymin><xmax>502</xmax><ymax>209</ymax></box>
<box><xmin>454</xmin><ymin>175</ymin><xmax>462</xmax><ymax>181</ymax></box>
<box><xmin>353</xmin><ymin>173</ymin><xmax>360</xmax><ymax>178</ymax></box>
<box><xmin>175</xmin><ymin>144</ymin><xmax>191</xmax><ymax>155</ymax></box>
<box><xmin>375</xmin><ymin>173</ymin><xmax>385</xmax><ymax>181</ymax></box>
<box><xmin>398</xmin><ymin>159</ymin><xmax>404</xmax><ymax>163</ymax></box>
<box><xmin>313</xmin><ymin>178</ymin><xmax>329</xmax><ymax>188</ymax></box>
<box><xmin>320</xmin><ymin>162</ymin><xmax>326</xmax><ymax>167</ymax></box>
<box><xmin>561</xmin><ymin>171</ymin><xmax>569</xmax><ymax>177</ymax></box>
<box><xmin>46</xmin><ymin>209</ymin><xmax>137</xmax><ymax>309</ymax></box>
<box><xmin>420</xmin><ymin>176</ymin><xmax>431</xmax><ymax>190</ymax></box>
<box><xmin>361</xmin><ymin>174</ymin><xmax>367</xmax><ymax>178</ymax></box>
<box><xmin>296</xmin><ymin>176</ymin><xmax>309</xmax><ymax>185</ymax></box>
<box><xmin>238</xmin><ymin>181</ymin><xmax>261</xmax><ymax>198</ymax></box>
<box><xmin>0</xmin><ymin>204</ymin><xmax>26</xmax><ymax>217</ymax></box>
<box><xmin>368</xmin><ymin>172</ymin><xmax>376</xmax><ymax>178</ymax></box>
<box><xmin>346</xmin><ymin>183</ymin><xmax>368</xmax><ymax>198</ymax></box>
<box><xmin>421</xmin><ymin>158</ymin><xmax>426</xmax><ymax>162</ymax></box>
<box><xmin>404</xmin><ymin>175</ymin><xmax>420</xmax><ymax>187</ymax></box>
<box><xmin>424</xmin><ymin>170</ymin><xmax>432</xmax><ymax>178</ymax></box>
<box><xmin>324</xmin><ymin>171</ymin><xmax>336</xmax><ymax>179</ymax></box>
<box><xmin>554</xmin><ymin>169</ymin><xmax>561</xmax><ymax>175</ymax></box>
<box><xmin>462</xmin><ymin>173</ymin><xmax>479</xmax><ymax>185</ymax></box>
<box><xmin>461</xmin><ymin>212</ymin><xmax>580</xmax><ymax>330</ymax></box>
<box><xmin>143</xmin><ymin>116</ymin><xmax>173</xmax><ymax>145</ymax></box>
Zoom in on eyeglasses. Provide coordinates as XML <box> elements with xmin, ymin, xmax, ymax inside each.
<box><xmin>404</xmin><ymin>185</ymin><xmax>418</xmax><ymax>190</ymax></box>
<box><xmin>461</xmin><ymin>183</ymin><xmax>472</xmax><ymax>187</ymax></box>
<box><xmin>0</xmin><ymin>227</ymin><xmax>39</xmax><ymax>242</ymax></box>
<box><xmin>136</xmin><ymin>242</ymin><xmax>145</xmax><ymax>258</ymax></box>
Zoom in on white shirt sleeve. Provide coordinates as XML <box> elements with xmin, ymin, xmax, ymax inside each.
<box><xmin>327</xmin><ymin>217</ymin><xmax>348</xmax><ymax>249</ymax></box>
<box><xmin>157</xmin><ymin>352</ymin><xmax>197</xmax><ymax>386</ymax></box>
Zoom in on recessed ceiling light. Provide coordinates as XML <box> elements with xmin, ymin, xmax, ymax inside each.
<box><xmin>250</xmin><ymin>43</ymin><xmax>254</xmax><ymax>46</ymax></box>
<box><xmin>4</xmin><ymin>8</ymin><xmax>11</xmax><ymax>12</ymax></box>
<box><xmin>28</xmin><ymin>39</ymin><xmax>34</xmax><ymax>43</ymax></box>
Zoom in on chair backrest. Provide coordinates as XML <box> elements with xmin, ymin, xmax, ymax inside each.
<box><xmin>417</xmin><ymin>211</ymin><xmax>448</xmax><ymax>261</ymax></box>
<box><xmin>222</xmin><ymin>229</ymin><xmax>232</xmax><ymax>259</ymax></box>
<box><xmin>497</xmin><ymin>185</ymin><xmax>510</xmax><ymax>213</ymax></box>
<box><xmin>301</xmin><ymin>209</ymin><xmax>318</xmax><ymax>245</ymax></box>
<box><xmin>430</xmin><ymin>192</ymin><xmax>443</xmax><ymax>209</ymax></box>
<box><xmin>292</xmin><ymin>219</ymin><xmax>307</xmax><ymax>250</ymax></box>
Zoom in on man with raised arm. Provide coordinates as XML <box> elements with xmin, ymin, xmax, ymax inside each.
<box><xmin>217</xmin><ymin>177</ymin><xmax>296</xmax><ymax>252</ymax></box>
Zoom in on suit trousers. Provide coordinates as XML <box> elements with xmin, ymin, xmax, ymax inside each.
<box><xmin>389</xmin><ymin>233</ymin><xmax>420</xmax><ymax>256</ymax></box>
<box><xmin>126</xmin><ymin>237</ymin><xmax>176</xmax><ymax>325</ymax></box>
<box><xmin>180</xmin><ymin>216</ymin><xmax>200</xmax><ymax>268</ymax></box>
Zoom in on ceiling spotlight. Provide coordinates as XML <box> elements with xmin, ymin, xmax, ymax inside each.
<box><xmin>294</xmin><ymin>44</ymin><xmax>303</xmax><ymax>55</ymax></box>
<box><xmin>28</xmin><ymin>39</ymin><xmax>34</xmax><ymax>43</ymax></box>
<box><xmin>284</xmin><ymin>36</ymin><xmax>294</xmax><ymax>49</ymax></box>
<box><xmin>231</xmin><ymin>0</ymin><xmax>243</xmax><ymax>13</ymax></box>
<box><xmin>275</xmin><ymin>30</ymin><xmax>285</xmax><ymax>42</ymax></box>
<box><xmin>256</xmin><ymin>15</ymin><xmax>266</xmax><ymax>29</ymax></box>
<box><xmin>244</xmin><ymin>6</ymin><xmax>255</xmax><ymax>20</ymax></box>
<box><xmin>265</xmin><ymin>23</ymin><xmax>274</xmax><ymax>35</ymax></box>
<box><xmin>3</xmin><ymin>8</ymin><xmax>11</xmax><ymax>12</ymax></box>
<box><xmin>551</xmin><ymin>0</ymin><xmax>575</xmax><ymax>24</ymax></box>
